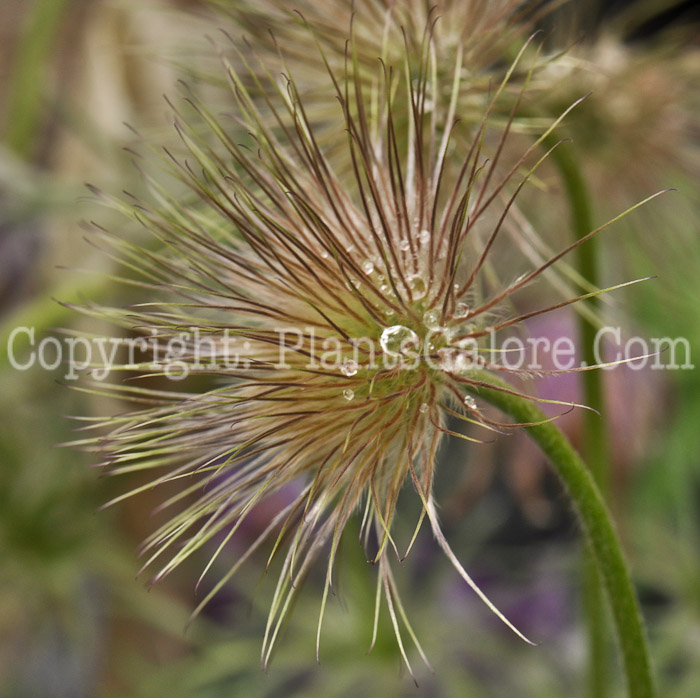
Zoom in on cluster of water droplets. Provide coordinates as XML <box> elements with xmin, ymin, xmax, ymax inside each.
<box><xmin>341</xmin><ymin>358</ymin><xmax>358</xmax><ymax>401</ymax></box>
<box><xmin>335</xmin><ymin>223</ymin><xmax>483</xmax><ymax>402</ymax></box>
<box><xmin>335</xmin><ymin>218</ymin><xmax>439</xmax><ymax>309</ymax></box>
<box><xmin>422</xmin><ymin>298</ymin><xmax>481</xmax><ymax>374</ymax></box>
<box><xmin>445</xmin><ymin>300</ymin><xmax>478</xmax><ymax>373</ymax></box>
<box><xmin>355</xmin><ymin>254</ymin><xmax>395</xmax><ymax>301</ymax></box>
<box><xmin>403</xmin><ymin>226</ymin><xmax>432</xmax><ymax>302</ymax></box>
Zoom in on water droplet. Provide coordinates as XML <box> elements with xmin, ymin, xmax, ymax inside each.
<box><xmin>454</xmin><ymin>302</ymin><xmax>469</xmax><ymax>319</ymax></box>
<box><xmin>380</xmin><ymin>325</ymin><xmax>420</xmax><ymax>356</ymax></box>
<box><xmin>464</xmin><ymin>395</ymin><xmax>477</xmax><ymax>409</ymax></box>
<box><xmin>361</xmin><ymin>259</ymin><xmax>374</xmax><ymax>275</ymax></box>
<box><xmin>408</xmin><ymin>274</ymin><xmax>427</xmax><ymax>300</ymax></box>
<box><xmin>423</xmin><ymin>309</ymin><xmax>442</xmax><ymax>331</ymax></box>
<box><xmin>343</xmin><ymin>389</ymin><xmax>355</xmax><ymax>401</ymax></box>
<box><xmin>321</xmin><ymin>250</ymin><xmax>329</xmax><ymax>259</ymax></box>
<box><xmin>399</xmin><ymin>238</ymin><xmax>410</xmax><ymax>252</ymax></box>
<box><xmin>341</xmin><ymin>359</ymin><xmax>359</xmax><ymax>377</ymax></box>
<box><xmin>419</xmin><ymin>402</ymin><xmax>429</xmax><ymax>413</ymax></box>
<box><xmin>419</xmin><ymin>229</ymin><xmax>430</xmax><ymax>245</ymax></box>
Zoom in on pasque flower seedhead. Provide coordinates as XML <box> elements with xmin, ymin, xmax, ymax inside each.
<box><xmin>72</xmin><ymin>6</ymin><xmax>659</xmax><ymax>679</ymax></box>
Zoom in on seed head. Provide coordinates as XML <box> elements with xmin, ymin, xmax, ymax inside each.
<box><xmin>73</xmin><ymin>8</ymin><xmax>654</xmax><ymax>678</ymax></box>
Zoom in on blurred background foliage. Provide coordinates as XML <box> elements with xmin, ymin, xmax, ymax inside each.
<box><xmin>0</xmin><ymin>1</ymin><xmax>699</xmax><ymax>696</ymax></box>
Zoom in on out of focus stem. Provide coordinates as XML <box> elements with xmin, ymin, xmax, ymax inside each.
<box><xmin>467</xmin><ymin>371</ymin><xmax>656</xmax><ymax>698</ymax></box>
<box><xmin>549</xmin><ymin>143</ymin><xmax>610</xmax><ymax>489</ymax></box>
<box><xmin>549</xmin><ymin>141</ymin><xmax>611</xmax><ymax>698</ymax></box>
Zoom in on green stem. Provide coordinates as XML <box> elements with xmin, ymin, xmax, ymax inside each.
<box><xmin>550</xmin><ymin>140</ymin><xmax>611</xmax><ymax>698</ymax></box>
<box><xmin>582</xmin><ymin>546</ymin><xmax>608</xmax><ymax>698</ymax></box>
<box><xmin>549</xmin><ymin>141</ymin><xmax>609</xmax><ymax>490</ymax></box>
<box><xmin>467</xmin><ymin>370</ymin><xmax>656</xmax><ymax>698</ymax></box>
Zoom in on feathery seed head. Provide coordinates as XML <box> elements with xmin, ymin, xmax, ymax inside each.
<box><xmin>74</xmin><ymin>7</ymin><xmax>639</xmax><ymax>677</ymax></box>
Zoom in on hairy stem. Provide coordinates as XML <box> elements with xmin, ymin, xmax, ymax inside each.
<box><xmin>467</xmin><ymin>370</ymin><xmax>656</xmax><ymax>698</ymax></box>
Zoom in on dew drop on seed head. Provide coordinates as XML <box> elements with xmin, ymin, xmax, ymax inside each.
<box><xmin>419</xmin><ymin>402</ymin><xmax>428</xmax><ymax>414</ymax></box>
<box><xmin>321</xmin><ymin>250</ymin><xmax>329</xmax><ymax>259</ymax></box>
<box><xmin>419</xmin><ymin>229</ymin><xmax>430</xmax><ymax>245</ymax></box>
<box><xmin>408</xmin><ymin>274</ymin><xmax>427</xmax><ymax>300</ymax></box>
<box><xmin>464</xmin><ymin>395</ymin><xmax>477</xmax><ymax>409</ymax></box>
<box><xmin>343</xmin><ymin>389</ymin><xmax>355</xmax><ymax>401</ymax></box>
<box><xmin>341</xmin><ymin>359</ymin><xmax>359</xmax><ymax>377</ymax></box>
<box><xmin>454</xmin><ymin>302</ymin><xmax>469</xmax><ymax>319</ymax></box>
<box><xmin>380</xmin><ymin>325</ymin><xmax>419</xmax><ymax>356</ymax></box>
<box><xmin>361</xmin><ymin>259</ymin><xmax>374</xmax><ymax>275</ymax></box>
<box><xmin>399</xmin><ymin>238</ymin><xmax>410</xmax><ymax>252</ymax></box>
<box><xmin>423</xmin><ymin>309</ymin><xmax>442</xmax><ymax>331</ymax></box>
